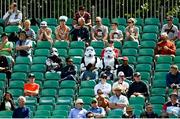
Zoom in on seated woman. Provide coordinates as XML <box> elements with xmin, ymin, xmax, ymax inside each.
<box><xmin>125</xmin><ymin>18</ymin><xmax>139</xmax><ymax>43</ymax></box>
<box><xmin>0</xmin><ymin>92</ymin><xmax>15</xmax><ymax>111</ymax></box>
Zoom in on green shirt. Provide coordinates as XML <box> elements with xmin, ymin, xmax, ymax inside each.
<box><xmin>0</xmin><ymin>41</ymin><xmax>13</xmax><ymax>56</ymax></box>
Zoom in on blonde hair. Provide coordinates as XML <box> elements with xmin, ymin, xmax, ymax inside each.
<box><xmin>128</xmin><ymin>18</ymin><xmax>136</xmax><ymax>24</ymax></box>
<box><xmin>24</xmin><ymin>20</ymin><xmax>31</xmax><ymax>25</ymax></box>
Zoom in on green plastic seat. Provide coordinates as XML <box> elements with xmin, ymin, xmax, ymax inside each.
<box><xmin>118</xmin><ymin>25</ymin><xmax>126</xmax><ymax>33</ymax></box>
<box><xmin>0</xmin><ymin>111</ymin><xmax>13</xmax><ymax>118</ymax></box>
<box><xmin>155</xmin><ymin>64</ymin><xmax>170</xmax><ymax>72</ymax></box>
<box><xmin>174</xmin><ymin>56</ymin><xmax>180</xmax><ymax>64</ymax></box>
<box><xmin>13</xmin><ymin>64</ymin><xmax>30</xmax><ymax>73</ymax></box>
<box><xmin>143</xmin><ymin>25</ymin><xmax>159</xmax><ymax>34</ymax></box>
<box><xmin>56</xmin><ymin>97</ymin><xmax>73</xmax><ymax>106</ymax></box>
<box><xmin>68</xmin><ymin>49</ymin><xmax>84</xmax><ymax>57</ymax></box>
<box><xmin>11</xmin><ymin>72</ymin><xmax>27</xmax><ymax>81</ymax></box>
<box><xmin>36</xmin><ymin>41</ymin><xmax>52</xmax><ymax>49</ymax></box>
<box><xmin>54</xmin><ymin>105</ymin><xmax>71</xmax><ymax>111</ymax></box>
<box><xmin>41</xmin><ymin>89</ymin><xmax>57</xmax><ymax>97</ymax></box>
<box><xmin>66</xmin><ymin>18</ymin><xmax>73</xmax><ymax>26</ymax></box>
<box><xmin>0</xmin><ymin>18</ymin><xmax>5</xmax><ymax>27</ymax></box>
<box><xmin>150</xmin><ymin>96</ymin><xmax>165</xmax><ymax>104</ymax></box>
<box><xmin>156</xmin><ymin>55</ymin><xmax>173</xmax><ymax>64</ymax></box>
<box><xmin>43</xmin><ymin>80</ymin><xmax>59</xmax><ymax>89</ymax></box>
<box><xmin>0</xmin><ymin>73</ymin><xmax>7</xmax><ymax>82</ymax></box>
<box><xmin>175</xmin><ymin>49</ymin><xmax>180</xmax><ymax>56</ymax></box>
<box><xmin>30</xmin><ymin>25</ymin><xmax>39</xmax><ymax>33</ymax></box>
<box><xmin>126</xmin><ymin>56</ymin><xmax>137</xmax><ymax>65</ymax></box>
<box><xmin>32</xmin><ymin>72</ymin><xmax>44</xmax><ymax>81</ymax></box>
<box><xmin>52</xmin><ymin>110</ymin><xmax>68</xmax><ymax>117</ymax></box>
<box><xmin>123</xmin><ymin>41</ymin><xmax>139</xmax><ymax>49</ymax></box>
<box><xmin>45</xmin><ymin>72</ymin><xmax>60</xmax><ymax>81</ymax></box>
<box><xmin>140</xmin><ymin>41</ymin><xmax>156</xmax><ymax>49</ymax></box>
<box><xmin>153</xmin><ymin>109</ymin><xmax>162</xmax><ymax>117</ymax></box>
<box><xmin>107</xmin><ymin>109</ymin><xmax>123</xmax><ymax>118</ymax></box>
<box><xmin>144</xmin><ymin>18</ymin><xmax>160</xmax><ymax>26</ymax></box>
<box><xmin>152</xmin><ymin>104</ymin><xmax>163</xmax><ymax>110</ymax></box>
<box><xmin>90</xmin><ymin>41</ymin><xmax>105</xmax><ymax>49</ymax></box>
<box><xmin>15</xmin><ymin>57</ymin><xmax>31</xmax><ymax>65</ymax></box>
<box><xmin>139</xmin><ymin>72</ymin><xmax>150</xmax><ymax>81</ymax></box>
<box><xmin>9</xmin><ymin>81</ymin><xmax>24</xmax><ymax>89</ymax></box>
<box><xmin>130</xmin><ymin>104</ymin><xmax>143</xmax><ymax>110</ymax></box>
<box><xmin>94</xmin><ymin>48</ymin><xmax>103</xmax><ymax>57</ymax></box>
<box><xmin>26</xmin><ymin>105</ymin><xmax>36</xmax><ymax>112</ymax></box>
<box><xmin>31</xmin><ymin>64</ymin><xmax>46</xmax><ymax>72</ymax></box>
<box><xmin>154</xmin><ymin>72</ymin><xmax>167</xmax><ymax>80</ymax></box>
<box><xmin>60</xmin><ymin>80</ymin><xmax>77</xmax><ymax>89</ymax></box>
<box><xmin>139</xmin><ymin>48</ymin><xmax>154</xmax><ymax>56</ymax></box>
<box><xmin>151</xmin><ymin>88</ymin><xmax>166</xmax><ymax>97</ymax></box>
<box><xmin>32</xmin><ymin>56</ymin><xmax>47</xmax><ymax>64</ymax></box>
<box><xmin>114</xmin><ymin>41</ymin><xmax>122</xmax><ymax>50</ymax></box>
<box><xmin>122</xmin><ymin>48</ymin><xmax>137</xmax><ymax>56</ymax></box>
<box><xmin>81</xmin><ymin>80</ymin><xmax>96</xmax><ymax>89</ymax></box>
<box><xmin>72</xmin><ymin>57</ymin><xmax>82</xmax><ymax>65</ymax></box>
<box><xmin>7</xmin><ymin>89</ymin><xmax>23</xmax><ymax>97</ymax></box>
<box><xmin>102</xmin><ymin>18</ymin><xmax>110</xmax><ymax>26</ymax></box>
<box><xmin>0</xmin><ymin>81</ymin><xmax>5</xmax><ymax>90</ymax></box>
<box><xmin>37</xmin><ymin>105</ymin><xmax>53</xmax><ymax>111</ymax></box>
<box><xmin>112</xmin><ymin>18</ymin><xmax>127</xmax><ymax>26</ymax></box>
<box><xmin>78</xmin><ymin>96</ymin><xmax>93</xmax><ymax>105</ymax></box>
<box><xmin>83</xmin><ymin>105</ymin><xmax>91</xmax><ymax>110</ymax></box>
<box><xmin>136</xmin><ymin>64</ymin><xmax>151</xmax><ymax>72</ymax></box>
<box><xmin>5</xmin><ymin>26</ymin><xmax>19</xmax><ymax>33</ymax></box>
<box><xmin>39</xmin><ymin>97</ymin><xmax>56</xmax><ymax>105</ymax></box>
<box><xmin>57</xmin><ymin>49</ymin><xmax>68</xmax><ymax>58</ymax></box>
<box><xmin>137</xmin><ymin>56</ymin><xmax>153</xmax><ymax>64</ymax></box>
<box><xmin>152</xmin><ymin>80</ymin><xmax>166</xmax><ymax>88</ymax></box>
<box><xmin>79</xmin><ymin>88</ymin><xmax>95</xmax><ymax>97</ymax></box>
<box><xmin>43</xmin><ymin>18</ymin><xmax>57</xmax><ymax>26</ymax></box>
<box><xmin>135</xmin><ymin>18</ymin><xmax>144</xmax><ymax>26</ymax></box>
<box><xmin>48</xmin><ymin>25</ymin><xmax>56</xmax><ymax>34</ymax></box>
<box><xmin>53</xmin><ymin>41</ymin><xmax>69</xmax><ymax>49</ymax></box>
<box><xmin>34</xmin><ymin>110</ymin><xmax>51</xmax><ymax>118</ymax></box>
<box><xmin>129</xmin><ymin>97</ymin><xmax>145</xmax><ymax>105</ymax></box>
<box><xmin>0</xmin><ymin>26</ymin><xmax>4</xmax><ymax>35</ymax></box>
<box><xmin>58</xmin><ymin>89</ymin><xmax>75</xmax><ymax>97</ymax></box>
<box><xmin>134</xmin><ymin>110</ymin><xmax>142</xmax><ymax>118</ymax></box>
<box><xmin>26</xmin><ymin>96</ymin><xmax>38</xmax><ymax>105</ymax></box>
<box><xmin>70</xmin><ymin>41</ymin><xmax>85</xmax><ymax>49</ymax></box>
<box><xmin>34</xmin><ymin>49</ymin><xmax>50</xmax><ymax>57</ymax></box>
<box><xmin>141</xmin><ymin>33</ymin><xmax>158</xmax><ymax>42</ymax></box>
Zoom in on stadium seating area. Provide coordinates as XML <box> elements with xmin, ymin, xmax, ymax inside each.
<box><xmin>0</xmin><ymin>17</ymin><xmax>180</xmax><ymax>118</ymax></box>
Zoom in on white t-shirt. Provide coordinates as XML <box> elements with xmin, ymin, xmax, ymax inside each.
<box><xmin>94</xmin><ymin>82</ymin><xmax>111</xmax><ymax>97</ymax></box>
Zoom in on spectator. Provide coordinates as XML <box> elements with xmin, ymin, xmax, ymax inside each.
<box><xmin>89</xmin><ymin>98</ymin><xmax>106</xmax><ymax>118</ymax></box>
<box><xmin>15</xmin><ymin>30</ymin><xmax>33</xmax><ymax>62</ymax></box>
<box><xmin>12</xmin><ymin>96</ymin><xmax>30</xmax><ymax>118</ymax></box>
<box><xmin>23</xmin><ymin>20</ymin><xmax>36</xmax><ymax>41</ymax></box>
<box><xmin>70</xmin><ymin>17</ymin><xmax>90</xmax><ymax>43</ymax></box>
<box><xmin>24</xmin><ymin>73</ymin><xmax>40</xmax><ymax>96</ymax></box>
<box><xmin>109</xmin><ymin>22</ymin><xmax>123</xmax><ymax>42</ymax></box>
<box><xmin>122</xmin><ymin>106</ymin><xmax>136</xmax><ymax>118</ymax></box>
<box><xmin>155</xmin><ymin>32</ymin><xmax>176</xmax><ymax>56</ymax></box>
<box><xmin>91</xmin><ymin>17</ymin><xmax>108</xmax><ymax>42</ymax></box>
<box><xmin>55</xmin><ymin>16</ymin><xmax>70</xmax><ymax>41</ymax></box>
<box><xmin>166</xmin><ymin>65</ymin><xmax>180</xmax><ymax>93</ymax></box>
<box><xmin>0</xmin><ymin>92</ymin><xmax>15</xmax><ymax>111</ymax></box>
<box><xmin>80</xmin><ymin>63</ymin><xmax>98</xmax><ymax>81</ymax></box>
<box><xmin>109</xmin><ymin>86</ymin><xmax>129</xmax><ymax>111</ymax></box>
<box><xmin>127</xmin><ymin>72</ymin><xmax>149</xmax><ymax>98</ymax></box>
<box><xmin>125</xmin><ymin>18</ymin><xmax>139</xmax><ymax>43</ymax></box>
<box><xmin>86</xmin><ymin>111</ymin><xmax>95</xmax><ymax>119</ymax></box>
<box><xmin>37</xmin><ymin>21</ymin><xmax>52</xmax><ymax>43</ymax></box>
<box><xmin>140</xmin><ymin>103</ymin><xmax>159</xmax><ymax>118</ymax></box>
<box><xmin>161</xmin><ymin>16</ymin><xmax>178</xmax><ymax>41</ymax></box>
<box><xmin>96</xmin><ymin>89</ymin><xmax>110</xmax><ymax>112</ymax></box>
<box><xmin>94</xmin><ymin>73</ymin><xmax>111</xmax><ymax>97</ymax></box>
<box><xmin>104</xmin><ymin>66</ymin><xmax>114</xmax><ymax>81</ymax></box>
<box><xmin>46</xmin><ymin>47</ymin><xmax>63</xmax><ymax>74</ymax></box>
<box><xmin>61</xmin><ymin>57</ymin><xmax>77</xmax><ymax>81</ymax></box>
<box><xmin>0</xmin><ymin>55</ymin><xmax>11</xmax><ymax>80</ymax></box>
<box><xmin>73</xmin><ymin>6</ymin><xmax>91</xmax><ymax>28</ymax></box>
<box><xmin>3</xmin><ymin>2</ymin><xmax>22</xmax><ymax>26</ymax></box>
<box><xmin>112</xmin><ymin>71</ymin><xmax>129</xmax><ymax>95</ymax></box>
<box><xmin>117</xmin><ymin>56</ymin><xmax>134</xmax><ymax>79</ymax></box>
<box><xmin>163</xmin><ymin>92</ymin><xmax>180</xmax><ymax>117</ymax></box>
<box><xmin>68</xmin><ymin>98</ymin><xmax>87</xmax><ymax>118</ymax></box>
<box><xmin>101</xmin><ymin>39</ymin><xmax>120</xmax><ymax>58</ymax></box>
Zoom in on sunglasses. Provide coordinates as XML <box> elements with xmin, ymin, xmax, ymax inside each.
<box><xmin>87</xmin><ymin>115</ymin><xmax>94</xmax><ymax>118</ymax></box>
<box><xmin>167</xmin><ymin>19</ymin><xmax>172</xmax><ymax>21</ymax></box>
<box><xmin>96</xmin><ymin>21</ymin><xmax>100</xmax><ymax>22</ymax></box>
<box><xmin>79</xmin><ymin>103</ymin><xmax>84</xmax><ymax>105</ymax></box>
<box><xmin>128</xmin><ymin>22</ymin><xmax>132</xmax><ymax>24</ymax></box>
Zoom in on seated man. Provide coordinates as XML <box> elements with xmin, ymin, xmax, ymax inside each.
<box><xmin>140</xmin><ymin>103</ymin><xmax>158</xmax><ymax>118</ymax></box>
<box><xmin>127</xmin><ymin>72</ymin><xmax>149</xmax><ymax>98</ymax></box>
<box><xmin>122</xmin><ymin>106</ymin><xmax>136</xmax><ymax>118</ymax></box>
<box><xmin>109</xmin><ymin>86</ymin><xmax>129</xmax><ymax>111</ymax></box>
<box><xmin>3</xmin><ymin>2</ymin><xmax>22</xmax><ymax>26</ymax></box>
<box><xmin>109</xmin><ymin>22</ymin><xmax>123</xmax><ymax>43</ymax></box>
<box><xmin>166</xmin><ymin>65</ymin><xmax>180</xmax><ymax>93</ymax></box>
<box><xmin>89</xmin><ymin>98</ymin><xmax>106</xmax><ymax>118</ymax></box>
<box><xmin>24</xmin><ymin>73</ymin><xmax>40</xmax><ymax>96</ymax></box>
<box><xmin>155</xmin><ymin>32</ymin><xmax>176</xmax><ymax>56</ymax></box>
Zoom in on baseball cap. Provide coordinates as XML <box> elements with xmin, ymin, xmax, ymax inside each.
<box><xmin>28</xmin><ymin>73</ymin><xmax>35</xmax><ymax>78</ymax></box>
<box><xmin>118</xmin><ymin>71</ymin><xmax>125</xmax><ymax>77</ymax></box>
<box><xmin>91</xmin><ymin>98</ymin><xmax>98</xmax><ymax>103</ymax></box>
<box><xmin>170</xmin><ymin>92</ymin><xmax>178</xmax><ymax>97</ymax></box>
<box><xmin>40</xmin><ymin>21</ymin><xmax>47</xmax><ymax>27</ymax></box>
<box><xmin>170</xmin><ymin>64</ymin><xmax>178</xmax><ymax>70</ymax></box>
<box><xmin>161</xmin><ymin>32</ymin><xmax>168</xmax><ymax>37</ymax></box>
<box><xmin>59</xmin><ymin>16</ymin><xmax>68</xmax><ymax>22</ymax></box>
<box><xmin>122</xmin><ymin>56</ymin><xmax>129</xmax><ymax>61</ymax></box>
<box><xmin>133</xmin><ymin>72</ymin><xmax>141</xmax><ymax>77</ymax></box>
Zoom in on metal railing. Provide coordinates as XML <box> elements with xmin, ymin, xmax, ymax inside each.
<box><xmin>0</xmin><ymin>0</ymin><xmax>179</xmax><ymax>21</ymax></box>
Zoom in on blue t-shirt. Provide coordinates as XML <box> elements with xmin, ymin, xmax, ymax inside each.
<box><xmin>12</xmin><ymin>107</ymin><xmax>30</xmax><ymax>118</ymax></box>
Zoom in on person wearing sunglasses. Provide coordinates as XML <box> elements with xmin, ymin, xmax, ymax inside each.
<box><xmin>86</xmin><ymin>112</ymin><xmax>95</xmax><ymax>119</ymax></box>
<box><xmin>161</xmin><ymin>16</ymin><xmax>178</xmax><ymax>41</ymax></box>
<box><xmin>125</xmin><ymin>18</ymin><xmax>139</xmax><ymax>43</ymax></box>
<box><xmin>122</xmin><ymin>106</ymin><xmax>136</xmax><ymax>118</ymax></box>
<box><xmin>68</xmin><ymin>98</ymin><xmax>87</xmax><ymax>118</ymax></box>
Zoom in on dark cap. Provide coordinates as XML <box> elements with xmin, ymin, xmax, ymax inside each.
<box><xmin>91</xmin><ymin>98</ymin><xmax>97</xmax><ymax>103</ymax></box>
<box><xmin>133</xmin><ymin>72</ymin><xmax>141</xmax><ymax>77</ymax></box>
<box><xmin>1</xmin><ymin>33</ymin><xmax>8</xmax><ymax>38</ymax></box>
<box><xmin>28</xmin><ymin>73</ymin><xmax>35</xmax><ymax>78</ymax></box>
<box><xmin>100</xmin><ymin>73</ymin><xmax>107</xmax><ymax>78</ymax></box>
